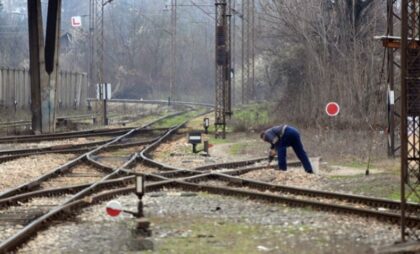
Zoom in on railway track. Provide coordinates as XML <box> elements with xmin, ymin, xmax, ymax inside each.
<box><xmin>0</xmin><ymin>109</ymin><xmax>208</xmax><ymax>252</ymax></box>
<box><xmin>0</xmin><ymin>99</ymin><xmax>211</xmax><ymax>143</ymax></box>
<box><xmin>0</xmin><ymin>108</ymin><xmax>418</xmax><ymax>252</ymax></box>
<box><xmin>0</xmin><ymin>128</ymin><xmax>169</xmax><ymax>163</ymax></box>
<box><xmin>0</xmin><ymin>112</ymin><xmax>184</xmax><ymax>200</ymax></box>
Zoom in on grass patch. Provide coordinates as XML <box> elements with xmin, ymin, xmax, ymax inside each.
<box><xmin>229</xmin><ymin>143</ymin><xmax>242</xmax><ymax>155</ymax></box>
<box><xmin>388</xmin><ymin>186</ymin><xmax>420</xmax><ymax>202</ymax></box>
<box><xmin>153</xmin><ymin>111</ymin><xmax>201</xmax><ymax>128</ymax></box>
<box><xmin>230</xmin><ymin>103</ymin><xmax>272</xmax><ymax>132</ymax></box>
<box><xmin>150</xmin><ymin>215</ymin><xmax>311</xmax><ymax>254</ymax></box>
<box><xmin>339</xmin><ymin>161</ymin><xmax>369</xmax><ymax>169</ymax></box>
<box><xmin>229</xmin><ymin>143</ymin><xmax>252</xmax><ymax>155</ymax></box>
<box><xmin>207</xmin><ymin>136</ymin><xmax>231</xmax><ymax>145</ymax></box>
<box><xmin>127</xmin><ymin>113</ymin><xmax>166</xmax><ymax>128</ymax></box>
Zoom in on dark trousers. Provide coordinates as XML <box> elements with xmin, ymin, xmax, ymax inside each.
<box><xmin>276</xmin><ymin>126</ymin><xmax>313</xmax><ymax>173</ymax></box>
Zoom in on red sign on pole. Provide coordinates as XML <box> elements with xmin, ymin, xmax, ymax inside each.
<box><xmin>106</xmin><ymin>200</ymin><xmax>122</xmax><ymax>217</ymax></box>
<box><xmin>325</xmin><ymin>102</ymin><xmax>340</xmax><ymax>117</ymax></box>
<box><xmin>71</xmin><ymin>16</ymin><xmax>82</xmax><ymax>27</ymax></box>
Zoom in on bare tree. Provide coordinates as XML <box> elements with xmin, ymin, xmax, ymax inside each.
<box><xmin>258</xmin><ymin>0</ymin><xmax>386</xmax><ymax>128</ymax></box>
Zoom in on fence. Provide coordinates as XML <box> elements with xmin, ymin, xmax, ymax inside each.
<box><xmin>0</xmin><ymin>67</ymin><xmax>88</xmax><ymax>109</ymax></box>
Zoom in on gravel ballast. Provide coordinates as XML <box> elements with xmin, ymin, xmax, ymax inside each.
<box><xmin>17</xmin><ymin>191</ymin><xmax>400</xmax><ymax>254</ymax></box>
<box><xmin>0</xmin><ymin>154</ymin><xmax>76</xmax><ymax>192</ymax></box>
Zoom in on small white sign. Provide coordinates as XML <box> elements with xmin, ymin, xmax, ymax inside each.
<box><xmin>71</xmin><ymin>16</ymin><xmax>82</xmax><ymax>27</ymax></box>
<box><xmin>389</xmin><ymin>90</ymin><xmax>395</xmax><ymax>105</ymax></box>
<box><xmin>96</xmin><ymin>83</ymin><xmax>112</xmax><ymax>100</ymax></box>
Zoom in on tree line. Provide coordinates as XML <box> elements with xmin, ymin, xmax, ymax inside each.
<box><xmin>257</xmin><ymin>0</ymin><xmax>386</xmax><ymax>128</ymax></box>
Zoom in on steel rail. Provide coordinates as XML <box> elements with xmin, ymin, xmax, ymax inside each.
<box><xmin>4</xmin><ymin>171</ymin><xmax>418</xmax><ymax>254</ymax></box>
<box><xmin>88</xmin><ymin>98</ymin><xmax>214</xmax><ymax>108</ymax></box>
<box><xmin>0</xmin><ymin>112</ymin><xmax>183</xmax><ymax>199</ymax></box>
<box><xmin>0</xmin><ymin>116</ymin><xmax>192</xmax><ymax>252</ymax></box>
<box><xmin>0</xmin><ymin>128</ymin><xmax>130</xmax><ymax>144</ymax></box>
<box><xmin>138</xmin><ymin>133</ymin><xmax>420</xmax><ymax>223</ymax></box>
<box><xmin>160</xmin><ymin>180</ymin><xmax>420</xmax><ymax>227</ymax></box>
<box><xmin>182</xmin><ymin>172</ymin><xmax>420</xmax><ymax>214</ymax></box>
<box><xmin>0</xmin><ymin>180</ymin><xmax>173</xmax><ymax>253</ymax></box>
<box><xmin>2</xmin><ymin>108</ymin><xmax>418</xmax><ymax>252</ymax></box>
<box><xmin>0</xmin><ymin>132</ymin><xmax>166</xmax><ymax>163</ymax></box>
<box><xmin>0</xmin><ymin>127</ymin><xmax>169</xmax><ymax>144</ymax></box>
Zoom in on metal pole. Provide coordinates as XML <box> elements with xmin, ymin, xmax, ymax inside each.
<box><xmin>251</xmin><ymin>0</ymin><xmax>255</xmax><ymax>100</ymax></box>
<box><xmin>231</xmin><ymin>0</ymin><xmax>236</xmax><ymax>107</ymax></box>
<box><xmin>89</xmin><ymin>0</ymin><xmax>95</xmax><ymax>103</ymax></box>
<box><xmin>387</xmin><ymin>0</ymin><xmax>396</xmax><ymax>157</ymax></box>
<box><xmin>170</xmin><ymin>0</ymin><xmax>177</xmax><ymax>102</ymax></box>
<box><xmin>245</xmin><ymin>0</ymin><xmax>250</xmax><ymax>103</ymax></box>
<box><xmin>215</xmin><ymin>0</ymin><xmax>227</xmax><ymax>138</ymax></box>
<box><xmin>241</xmin><ymin>0</ymin><xmax>245</xmax><ymax>104</ymax></box>
<box><xmin>400</xmin><ymin>0</ymin><xmax>408</xmax><ymax>241</ymax></box>
<box><xmin>226</xmin><ymin>0</ymin><xmax>232</xmax><ymax>117</ymax></box>
<box><xmin>101</xmin><ymin>2</ymin><xmax>107</xmax><ymax>125</ymax></box>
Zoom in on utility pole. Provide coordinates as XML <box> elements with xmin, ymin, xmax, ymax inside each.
<box><xmin>215</xmin><ymin>0</ymin><xmax>228</xmax><ymax>138</ymax></box>
<box><xmin>240</xmin><ymin>0</ymin><xmax>251</xmax><ymax>104</ymax></box>
<box><xmin>246</xmin><ymin>0</ymin><xmax>251</xmax><ymax>102</ymax></box>
<box><xmin>251</xmin><ymin>0</ymin><xmax>255</xmax><ymax>101</ymax></box>
<box><xmin>27</xmin><ymin>0</ymin><xmax>62</xmax><ymax>134</ymax></box>
<box><xmin>240</xmin><ymin>0</ymin><xmax>246</xmax><ymax>104</ymax></box>
<box><xmin>93</xmin><ymin>0</ymin><xmax>114</xmax><ymax>125</ymax></box>
<box><xmin>89</xmin><ymin>0</ymin><xmax>95</xmax><ymax>107</ymax></box>
<box><xmin>170</xmin><ymin>0</ymin><xmax>177</xmax><ymax>103</ymax></box>
<box><xmin>231</xmin><ymin>0</ymin><xmax>236</xmax><ymax>107</ymax></box>
<box><xmin>225</xmin><ymin>0</ymin><xmax>232</xmax><ymax>117</ymax></box>
<box><xmin>385</xmin><ymin>0</ymin><xmax>400</xmax><ymax>157</ymax></box>
<box><xmin>241</xmin><ymin>0</ymin><xmax>246</xmax><ymax>104</ymax></box>
<box><xmin>93</xmin><ymin>0</ymin><xmax>105</xmax><ymax>125</ymax></box>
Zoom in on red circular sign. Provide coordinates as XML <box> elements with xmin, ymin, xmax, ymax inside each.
<box><xmin>325</xmin><ymin>102</ymin><xmax>340</xmax><ymax>117</ymax></box>
<box><xmin>106</xmin><ymin>200</ymin><xmax>122</xmax><ymax>217</ymax></box>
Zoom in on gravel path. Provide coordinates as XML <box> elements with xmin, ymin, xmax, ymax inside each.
<box><xmin>0</xmin><ymin>154</ymin><xmax>76</xmax><ymax>192</ymax></box>
<box><xmin>40</xmin><ymin>163</ymin><xmax>106</xmax><ymax>189</ymax></box>
<box><xmin>16</xmin><ymin>192</ymin><xmax>400</xmax><ymax>254</ymax></box>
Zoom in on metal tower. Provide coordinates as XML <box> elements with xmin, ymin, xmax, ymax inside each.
<box><xmin>400</xmin><ymin>0</ymin><xmax>420</xmax><ymax>241</ymax></box>
<box><xmin>382</xmin><ymin>0</ymin><xmax>402</xmax><ymax>157</ymax></box>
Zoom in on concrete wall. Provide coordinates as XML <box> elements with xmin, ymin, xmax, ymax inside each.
<box><xmin>0</xmin><ymin>67</ymin><xmax>87</xmax><ymax>109</ymax></box>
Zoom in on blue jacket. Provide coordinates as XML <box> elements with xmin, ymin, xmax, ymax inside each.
<box><xmin>262</xmin><ymin>125</ymin><xmax>287</xmax><ymax>148</ymax></box>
